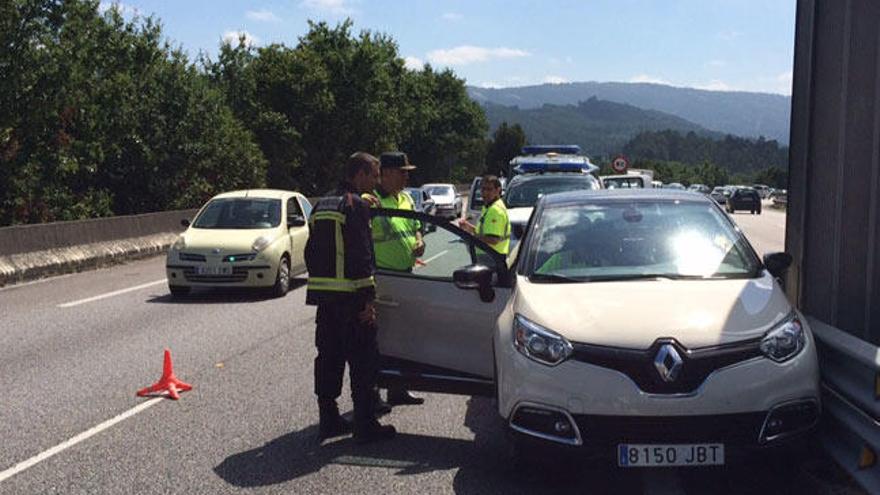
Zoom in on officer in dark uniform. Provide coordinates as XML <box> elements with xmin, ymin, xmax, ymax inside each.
<box><xmin>305</xmin><ymin>152</ymin><xmax>396</xmax><ymax>444</ymax></box>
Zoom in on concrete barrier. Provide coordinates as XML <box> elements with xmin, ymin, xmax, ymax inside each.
<box><xmin>0</xmin><ymin>209</ymin><xmax>197</xmax><ymax>287</ymax></box>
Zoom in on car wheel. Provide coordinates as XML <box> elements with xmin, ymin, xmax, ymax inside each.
<box><xmin>169</xmin><ymin>285</ymin><xmax>190</xmax><ymax>297</ymax></box>
<box><xmin>272</xmin><ymin>257</ymin><xmax>290</xmax><ymax>297</ymax></box>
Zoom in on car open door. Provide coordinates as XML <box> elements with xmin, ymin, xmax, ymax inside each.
<box><xmin>371</xmin><ymin>209</ymin><xmax>512</xmax><ymax>396</ymax></box>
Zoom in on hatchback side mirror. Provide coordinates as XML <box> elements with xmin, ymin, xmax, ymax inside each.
<box><xmin>181</xmin><ymin>219</ymin><xmax>190</xmax><ymax>228</ymax></box>
<box><xmin>288</xmin><ymin>215</ymin><xmax>306</xmax><ymax>228</ymax></box>
<box><xmin>454</xmin><ymin>264</ymin><xmax>494</xmax><ymax>302</ymax></box>
<box><xmin>763</xmin><ymin>252</ymin><xmax>792</xmax><ymax>279</ymax></box>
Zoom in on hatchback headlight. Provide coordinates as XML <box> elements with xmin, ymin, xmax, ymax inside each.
<box><xmin>513</xmin><ymin>315</ymin><xmax>573</xmax><ymax>366</ymax></box>
<box><xmin>251</xmin><ymin>235</ymin><xmax>273</xmax><ymax>253</ymax></box>
<box><xmin>171</xmin><ymin>236</ymin><xmax>186</xmax><ymax>251</ymax></box>
<box><xmin>760</xmin><ymin>314</ymin><xmax>805</xmax><ymax>362</ymax></box>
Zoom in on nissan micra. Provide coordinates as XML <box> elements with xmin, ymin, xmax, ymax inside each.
<box><xmin>371</xmin><ymin>189</ymin><xmax>819</xmax><ymax>468</ymax></box>
<box><xmin>166</xmin><ymin>189</ymin><xmax>311</xmax><ymax>297</ymax></box>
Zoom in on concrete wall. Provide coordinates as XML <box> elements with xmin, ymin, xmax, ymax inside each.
<box><xmin>787</xmin><ymin>0</ymin><xmax>880</xmax><ymax>345</ymax></box>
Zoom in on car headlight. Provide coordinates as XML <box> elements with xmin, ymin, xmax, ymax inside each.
<box><xmin>513</xmin><ymin>314</ymin><xmax>573</xmax><ymax>366</ymax></box>
<box><xmin>251</xmin><ymin>235</ymin><xmax>273</xmax><ymax>253</ymax></box>
<box><xmin>171</xmin><ymin>236</ymin><xmax>186</xmax><ymax>251</ymax></box>
<box><xmin>760</xmin><ymin>314</ymin><xmax>806</xmax><ymax>362</ymax></box>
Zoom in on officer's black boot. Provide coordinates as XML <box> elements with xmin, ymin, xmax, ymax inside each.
<box><xmin>387</xmin><ymin>388</ymin><xmax>424</xmax><ymax>406</ymax></box>
<box><xmin>373</xmin><ymin>387</ymin><xmax>392</xmax><ymax>416</ymax></box>
<box><xmin>353</xmin><ymin>399</ymin><xmax>395</xmax><ymax>444</ymax></box>
<box><xmin>318</xmin><ymin>399</ymin><xmax>352</xmax><ymax>441</ymax></box>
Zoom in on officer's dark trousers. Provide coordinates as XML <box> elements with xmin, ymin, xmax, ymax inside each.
<box><xmin>314</xmin><ymin>300</ymin><xmax>378</xmax><ymax>425</ymax></box>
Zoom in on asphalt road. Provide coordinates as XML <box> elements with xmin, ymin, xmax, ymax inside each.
<box><xmin>0</xmin><ymin>203</ymin><xmax>863</xmax><ymax>495</ymax></box>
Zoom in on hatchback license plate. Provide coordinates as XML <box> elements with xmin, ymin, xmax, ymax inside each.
<box><xmin>197</xmin><ymin>266</ymin><xmax>232</xmax><ymax>276</ymax></box>
<box><xmin>618</xmin><ymin>444</ymin><xmax>724</xmax><ymax>467</ymax></box>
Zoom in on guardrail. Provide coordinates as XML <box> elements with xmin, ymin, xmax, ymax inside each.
<box><xmin>809</xmin><ymin>317</ymin><xmax>880</xmax><ymax>493</ymax></box>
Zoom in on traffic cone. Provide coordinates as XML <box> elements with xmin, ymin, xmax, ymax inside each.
<box><xmin>136</xmin><ymin>349</ymin><xmax>193</xmax><ymax>400</ymax></box>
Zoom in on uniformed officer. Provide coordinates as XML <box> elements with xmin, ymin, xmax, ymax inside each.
<box><xmin>305</xmin><ymin>152</ymin><xmax>396</xmax><ymax>444</ymax></box>
<box><xmin>368</xmin><ymin>151</ymin><xmax>425</xmax><ymax>408</ymax></box>
<box><xmin>460</xmin><ymin>174</ymin><xmax>510</xmax><ymax>257</ymax></box>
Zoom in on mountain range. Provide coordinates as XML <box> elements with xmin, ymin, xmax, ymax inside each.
<box><xmin>467</xmin><ymin>82</ymin><xmax>792</xmax><ymax>144</ymax></box>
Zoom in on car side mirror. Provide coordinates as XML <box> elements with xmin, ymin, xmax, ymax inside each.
<box><xmin>763</xmin><ymin>252</ymin><xmax>792</xmax><ymax>279</ymax></box>
<box><xmin>453</xmin><ymin>264</ymin><xmax>495</xmax><ymax>302</ymax></box>
<box><xmin>181</xmin><ymin>219</ymin><xmax>190</xmax><ymax>228</ymax></box>
<box><xmin>288</xmin><ymin>215</ymin><xmax>306</xmax><ymax>227</ymax></box>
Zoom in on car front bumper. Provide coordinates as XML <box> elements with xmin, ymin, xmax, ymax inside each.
<box><xmin>166</xmin><ymin>255</ymin><xmax>277</xmax><ymax>288</ymax></box>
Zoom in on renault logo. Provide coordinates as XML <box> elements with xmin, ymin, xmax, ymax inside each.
<box><xmin>654</xmin><ymin>344</ymin><xmax>683</xmax><ymax>382</ymax></box>
<box><xmin>212</xmin><ymin>248</ymin><xmax>221</xmax><ymax>254</ymax></box>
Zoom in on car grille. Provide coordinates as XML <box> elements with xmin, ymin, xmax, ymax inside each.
<box><xmin>182</xmin><ymin>266</ymin><xmax>249</xmax><ymax>283</ymax></box>
<box><xmin>178</xmin><ymin>252</ymin><xmax>206</xmax><ymax>262</ymax></box>
<box><xmin>572</xmin><ymin>412</ymin><xmax>766</xmax><ymax>447</ymax></box>
<box><xmin>570</xmin><ymin>338</ymin><xmax>763</xmax><ymax>394</ymax></box>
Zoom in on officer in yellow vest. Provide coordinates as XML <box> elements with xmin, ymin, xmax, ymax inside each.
<box><xmin>367</xmin><ymin>151</ymin><xmax>426</xmax><ymax>408</ymax></box>
<box><xmin>460</xmin><ymin>175</ymin><xmax>510</xmax><ymax>256</ymax></box>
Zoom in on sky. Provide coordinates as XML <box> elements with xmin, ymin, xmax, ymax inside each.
<box><xmin>99</xmin><ymin>0</ymin><xmax>797</xmax><ymax>95</ymax></box>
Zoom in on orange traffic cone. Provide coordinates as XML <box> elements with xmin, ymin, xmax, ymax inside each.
<box><xmin>136</xmin><ymin>349</ymin><xmax>193</xmax><ymax>400</ymax></box>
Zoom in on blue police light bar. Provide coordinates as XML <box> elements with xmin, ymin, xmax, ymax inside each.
<box><xmin>520</xmin><ymin>145</ymin><xmax>582</xmax><ymax>155</ymax></box>
<box><xmin>511</xmin><ymin>154</ymin><xmax>598</xmax><ymax>174</ymax></box>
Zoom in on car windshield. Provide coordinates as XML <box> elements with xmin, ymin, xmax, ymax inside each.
<box><xmin>525</xmin><ymin>199</ymin><xmax>760</xmax><ymax>281</ymax></box>
<box><xmin>604</xmin><ymin>177</ymin><xmax>645</xmax><ymax>189</ymax></box>
<box><xmin>192</xmin><ymin>198</ymin><xmax>282</xmax><ymax>229</ymax></box>
<box><xmin>426</xmin><ymin>186</ymin><xmax>453</xmax><ymax>197</ymax></box>
<box><xmin>505</xmin><ymin>177</ymin><xmax>596</xmax><ymax>208</ymax></box>
<box><xmin>405</xmin><ymin>189</ymin><xmax>422</xmax><ymax>207</ymax></box>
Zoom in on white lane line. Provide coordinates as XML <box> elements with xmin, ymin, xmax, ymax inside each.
<box><xmin>420</xmin><ymin>250</ymin><xmax>449</xmax><ymax>265</ymax></box>
<box><xmin>0</xmin><ymin>398</ymin><xmax>164</xmax><ymax>483</ymax></box>
<box><xmin>57</xmin><ymin>279</ymin><xmax>166</xmax><ymax>308</ymax></box>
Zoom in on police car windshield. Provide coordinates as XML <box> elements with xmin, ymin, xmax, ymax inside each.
<box><xmin>505</xmin><ymin>176</ymin><xmax>596</xmax><ymax>208</ymax></box>
<box><xmin>525</xmin><ymin>200</ymin><xmax>760</xmax><ymax>281</ymax></box>
<box><xmin>192</xmin><ymin>198</ymin><xmax>282</xmax><ymax>229</ymax></box>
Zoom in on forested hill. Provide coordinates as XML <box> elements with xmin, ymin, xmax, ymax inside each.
<box><xmin>623</xmin><ymin>130</ymin><xmax>788</xmax><ymax>175</ymax></box>
<box><xmin>468</xmin><ymin>82</ymin><xmax>791</xmax><ymax>144</ymax></box>
<box><xmin>481</xmin><ymin>97</ymin><xmax>721</xmax><ymax>156</ymax></box>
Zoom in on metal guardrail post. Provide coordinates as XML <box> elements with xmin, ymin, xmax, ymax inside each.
<box><xmin>809</xmin><ymin>316</ymin><xmax>880</xmax><ymax>493</ymax></box>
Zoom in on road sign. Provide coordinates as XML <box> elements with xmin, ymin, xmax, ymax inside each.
<box><xmin>612</xmin><ymin>155</ymin><xmax>629</xmax><ymax>174</ymax></box>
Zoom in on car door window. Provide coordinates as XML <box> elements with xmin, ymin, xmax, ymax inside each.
<box><xmin>287</xmin><ymin>198</ymin><xmax>303</xmax><ymax>218</ymax></box>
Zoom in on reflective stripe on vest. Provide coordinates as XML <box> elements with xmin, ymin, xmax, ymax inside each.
<box><xmin>307</xmin><ymin>276</ymin><xmax>376</xmax><ymax>293</ymax></box>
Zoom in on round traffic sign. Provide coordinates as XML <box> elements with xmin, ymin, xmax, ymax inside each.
<box><xmin>612</xmin><ymin>155</ymin><xmax>629</xmax><ymax>173</ymax></box>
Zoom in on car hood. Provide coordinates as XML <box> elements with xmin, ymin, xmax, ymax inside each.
<box><xmin>180</xmin><ymin>227</ymin><xmax>279</xmax><ymax>253</ymax></box>
<box><xmin>513</xmin><ymin>272</ymin><xmax>791</xmax><ymax>349</ymax></box>
<box><xmin>508</xmin><ymin>207</ymin><xmax>534</xmax><ymax>225</ymax></box>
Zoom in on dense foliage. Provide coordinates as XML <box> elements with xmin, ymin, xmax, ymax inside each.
<box><xmin>1</xmin><ymin>2</ymin><xmax>486</xmax><ymax>225</ymax></box>
<box><xmin>485</xmin><ymin>123</ymin><xmax>526</xmax><ymax>176</ymax></box>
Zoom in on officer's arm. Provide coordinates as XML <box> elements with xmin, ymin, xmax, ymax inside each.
<box><xmin>345</xmin><ymin>197</ymin><xmax>376</xmax><ymax>305</ymax></box>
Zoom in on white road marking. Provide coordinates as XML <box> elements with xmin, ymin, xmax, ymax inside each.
<box><xmin>0</xmin><ymin>398</ymin><xmax>164</xmax><ymax>483</ymax></box>
<box><xmin>57</xmin><ymin>279</ymin><xmax>167</xmax><ymax>308</ymax></box>
<box><xmin>420</xmin><ymin>250</ymin><xmax>449</xmax><ymax>264</ymax></box>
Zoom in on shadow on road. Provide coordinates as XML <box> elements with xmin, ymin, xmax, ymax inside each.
<box><xmin>145</xmin><ymin>278</ymin><xmax>307</xmax><ymax>304</ymax></box>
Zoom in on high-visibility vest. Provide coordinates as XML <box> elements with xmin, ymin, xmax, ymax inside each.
<box><xmin>370</xmin><ymin>190</ymin><xmax>421</xmax><ymax>271</ymax></box>
<box><xmin>305</xmin><ymin>195</ymin><xmax>375</xmax><ymax>303</ymax></box>
<box><xmin>478</xmin><ymin>199</ymin><xmax>511</xmax><ymax>255</ymax></box>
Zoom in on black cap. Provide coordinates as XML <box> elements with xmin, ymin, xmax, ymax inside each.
<box><xmin>380</xmin><ymin>151</ymin><xmax>416</xmax><ymax>170</ymax></box>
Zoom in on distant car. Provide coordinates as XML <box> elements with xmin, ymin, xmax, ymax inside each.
<box><xmin>727</xmin><ymin>187</ymin><xmax>762</xmax><ymax>214</ymax></box>
<box><xmin>601</xmin><ymin>174</ymin><xmax>651</xmax><ymax>189</ymax></box>
<box><xmin>688</xmin><ymin>184</ymin><xmax>711</xmax><ymax>194</ymax></box>
<box><xmin>165</xmin><ymin>189</ymin><xmax>311</xmax><ymax>298</ymax></box>
<box><xmin>422</xmin><ymin>183</ymin><xmax>462</xmax><ymax>219</ymax></box>
<box><xmin>405</xmin><ymin>187</ymin><xmax>438</xmax><ymax>217</ymax></box>
<box><xmin>651</xmin><ymin>180</ymin><xmax>664</xmax><ymax>188</ymax></box>
<box><xmin>752</xmin><ymin>184</ymin><xmax>771</xmax><ymax>199</ymax></box>
<box><xmin>710</xmin><ymin>186</ymin><xmax>730</xmax><ymax>205</ymax></box>
<box><xmin>504</xmin><ymin>172</ymin><xmax>601</xmax><ymax>242</ymax></box>
<box><xmin>664</xmin><ymin>182</ymin><xmax>687</xmax><ymax>190</ymax></box>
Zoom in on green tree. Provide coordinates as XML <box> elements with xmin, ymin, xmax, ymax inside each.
<box><xmin>486</xmin><ymin>122</ymin><xmax>526</xmax><ymax>176</ymax></box>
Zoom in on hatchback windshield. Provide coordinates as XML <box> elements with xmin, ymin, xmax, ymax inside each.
<box><xmin>426</xmin><ymin>186</ymin><xmax>454</xmax><ymax>197</ymax></box>
<box><xmin>192</xmin><ymin>198</ymin><xmax>282</xmax><ymax>229</ymax></box>
<box><xmin>505</xmin><ymin>177</ymin><xmax>598</xmax><ymax>208</ymax></box>
<box><xmin>525</xmin><ymin>199</ymin><xmax>760</xmax><ymax>281</ymax></box>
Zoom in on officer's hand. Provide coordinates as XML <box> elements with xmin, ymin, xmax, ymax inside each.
<box><xmin>412</xmin><ymin>239</ymin><xmax>426</xmax><ymax>257</ymax></box>
<box><xmin>459</xmin><ymin>219</ymin><xmax>475</xmax><ymax>234</ymax></box>
<box><xmin>362</xmin><ymin>194</ymin><xmax>381</xmax><ymax>208</ymax></box>
<box><xmin>358</xmin><ymin>302</ymin><xmax>377</xmax><ymax>324</ymax></box>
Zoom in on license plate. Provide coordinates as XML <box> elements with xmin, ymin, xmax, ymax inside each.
<box><xmin>617</xmin><ymin>444</ymin><xmax>724</xmax><ymax>467</ymax></box>
<box><xmin>197</xmin><ymin>266</ymin><xmax>232</xmax><ymax>276</ymax></box>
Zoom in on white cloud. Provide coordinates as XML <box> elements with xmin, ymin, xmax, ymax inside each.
<box><xmin>246</xmin><ymin>10</ymin><xmax>281</xmax><ymax>22</ymax></box>
<box><xmin>775</xmin><ymin>70</ymin><xmax>793</xmax><ymax>95</ymax></box>
<box><xmin>223</xmin><ymin>30</ymin><xmax>260</xmax><ymax>48</ymax></box>
<box><xmin>695</xmin><ymin>79</ymin><xmax>734</xmax><ymax>91</ymax></box>
<box><xmin>478</xmin><ymin>81</ymin><xmax>503</xmax><ymax>89</ymax></box>
<box><xmin>427</xmin><ymin>45</ymin><xmax>530</xmax><ymax>66</ymax></box>
<box><xmin>403</xmin><ymin>56</ymin><xmax>424</xmax><ymax>70</ymax></box>
<box><xmin>543</xmin><ymin>75</ymin><xmax>569</xmax><ymax>84</ymax></box>
<box><xmin>629</xmin><ymin>74</ymin><xmax>672</xmax><ymax>85</ymax></box>
<box><xmin>441</xmin><ymin>12</ymin><xmax>462</xmax><ymax>21</ymax></box>
<box><xmin>300</xmin><ymin>0</ymin><xmax>355</xmax><ymax>15</ymax></box>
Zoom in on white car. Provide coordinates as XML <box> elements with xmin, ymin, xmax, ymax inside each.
<box><xmin>372</xmin><ymin>189</ymin><xmax>819</xmax><ymax>467</ymax></box>
<box><xmin>165</xmin><ymin>189</ymin><xmax>311</xmax><ymax>297</ymax></box>
<box><xmin>503</xmin><ymin>172</ymin><xmax>601</xmax><ymax>242</ymax></box>
<box><xmin>422</xmin><ymin>183</ymin><xmax>462</xmax><ymax>219</ymax></box>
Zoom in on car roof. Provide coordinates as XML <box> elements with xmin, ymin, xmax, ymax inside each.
<box><xmin>212</xmin><ymin>189</ymin><xmax>298</xmax><ymax>199</ymax></box>
<box><xmin>540</xmin><ymin>188</ymin><xmax>710</xmax><ymax>206</ymax></box>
